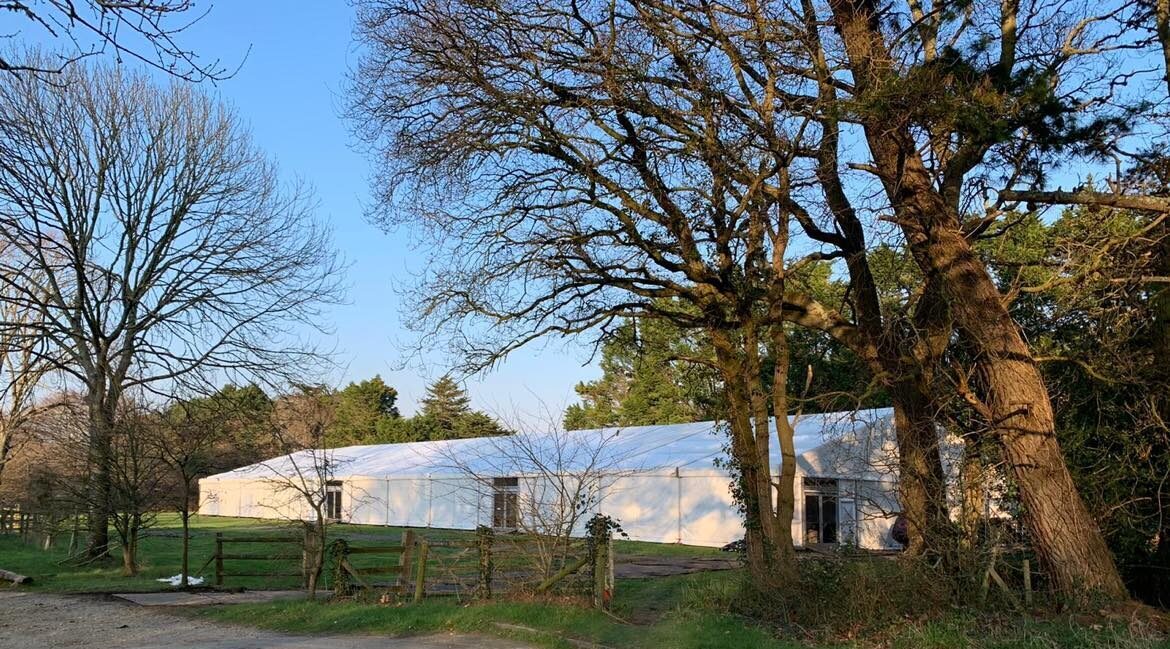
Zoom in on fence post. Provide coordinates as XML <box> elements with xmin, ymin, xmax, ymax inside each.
<box><xmin>586</xmin><ymin>514</ymin><xmax>617</xmax><ymax>610</ymax></box>
<box><xmin>606</xmin><ymin>536</ymin><xmax>615</xmax><ymax>608</ymax></box>
<box><xmin>1022</xmin><ymin>559</ymin><xmax>1033</xmax><ymax>606</ymax></box>
<box><xmin>398</xmin><ymin>530</ymin><xmax>415</xmax><ymax>589</ymax></box>
<box><xmin>593</xmin><ymin>537</ymin><xmax>610</xmax><ymax>610</ymax></box>
<box><xmin>301</xmin><ymin>525</ymin><xmax>319</xmax><ymax>590</ymax></box>
<box><xmin>475</xmin><ymin>525</ymin><xmax>493</xmax><ymax>599</ymax></box>
<box><xmin>413</xmin><ymin>540</ymin><xmax>429</xmax><ymax>603</ymax></box>
<box><xmin>67</xmin><ymin>515</ymin><xmax>79</xmax><ymax>556</ymax></box>
<box><xmin>214</xmin><ymin>533</ymin><xmax>224</xmax><ymax>587</ymax></box>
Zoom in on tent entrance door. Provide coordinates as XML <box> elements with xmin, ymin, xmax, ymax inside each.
<box><xmin>492</xmin><ymin>477</ymin><xmax>520</xmax><ymax>531</ymax></box>
<box><xmin>803</xmin><ymin>478</ymin><xmax>839</xmax><ymax>547</ymax></box>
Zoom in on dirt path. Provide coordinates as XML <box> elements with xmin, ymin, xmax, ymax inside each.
<box><xmin>0</xmin><ymin>591</ymin><xmax>533</xmax><ymax>649</ymax></box>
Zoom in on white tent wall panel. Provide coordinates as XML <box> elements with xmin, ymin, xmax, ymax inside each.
<box><xmin>344</xmin><ymin>477</ymin><xmax>387</xmax><ymax>525</ymax></box>
<box><xmin>338</xmin><ymin>476</ymin><xmax>487</xmax><ymax>529</ymax></box>
<box><xmin>597</xmin><ymin>473</ymin><xmax>684</xmax><ymax>544</ymax></box>
<box><xmin>198</xmin><ymin>478</ymin><xmax>313</xmax><ymax>522</ymax></box>
<box><xmin>199</xmin><ymin>482</ymin><xmax>222</xmax><ymax>516</ymax></box>
<box><xmin>854</xmin><ymin>480</ymin><xmax>900</xmax><ymax>550</ymax></box>
<box><xmin>431</xmin><ymin>477</ymin><xmax>487</xmax><ymax>529</ymax></box>
<box><xmin>675</xmin><ymin>473</ymin><xmax>744</xmax><ymax>547</ymax></box>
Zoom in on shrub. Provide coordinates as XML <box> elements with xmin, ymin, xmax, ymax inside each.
<box><xmin>731</xmin><ymin>554</ymin><xmax>953</xmax><ymax>638</ymax></box>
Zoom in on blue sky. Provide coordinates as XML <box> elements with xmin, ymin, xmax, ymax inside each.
<box><xmin>168</xmin><ymin>3</ymin><xmax>596</xmax><ymax>420</ymax></box>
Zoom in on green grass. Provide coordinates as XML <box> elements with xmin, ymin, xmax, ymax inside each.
<box><xmin>614</xmin><ymin>537</ymin><xmax>723</xmax><ymax>558</ymax></box>
<box><xmin>199</xmin><ymin>597</ymin><xmax>811</xmax><ymax>649</ymax></box>
<box><xmin>0</xmin><ymin>513</ymin><xmax>721</xmax><ymax>593</ymax></box>
<box><xmin>198</xmin><ymin>588</ymin><xmax>1167</xmax><ymax>649</ymax></box>
<box><xmin>0</xmin><ymin>514</ymin><xmax>318</xmax><ymax>592</ymax></box>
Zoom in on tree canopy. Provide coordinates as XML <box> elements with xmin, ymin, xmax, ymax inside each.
<box><xmin>329</xmin><ymin>376</ymin><xmax>401</xmax><ymax>446</ymax></box>
<box><xmin>381</xmin><ymin>376</ymin><xmax>509</xmax><ymax>443</ymax></box>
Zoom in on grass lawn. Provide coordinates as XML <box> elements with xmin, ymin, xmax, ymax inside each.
<box><xmin>0</xmin><ymin>513</ymin><xmax>721</xmax><ymax>592</ymax></box>
<box><xmin>199</xmin><ymin>572</ymin><xmax>1167</xmax><ymax>649</ymax></box>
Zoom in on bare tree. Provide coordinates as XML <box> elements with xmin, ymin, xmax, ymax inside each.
<box><xmin>442</xmin><ymin>408</ymin><xmax>628</xmax><ymax>581</ymax></box>
<box><xmin>0</xmin><ymin>59</ymin><xmax>344</xmax><ymax>558</ymax></box>
<box><xmin>259</xmin><ymin>384</ymin><xmax>342</xmax><ymax>599</ymax></box>
<box><xmin>0</xmin><ymin>248</ymin><xmax>59</xmax><ymax>488</ymax></box>
<box><xmin>348</xmin><ymin>0</ymin><xmax>852</xmax><ymax>583</ymax></box>
<box><xmin>154</xmin><ymin>395</ymin><xmax>241</xmax><ymax>587</ymax></box>
<box><xmin>346</xmin><ymin>0</ymin><xmax>959</xmax><ymax>583</ymax></box>
<box><xmin>1</xmin><ymin>1</ymin><xmax>232</xmax><ymax>80</ymax></box>
<box><xmin>106</xmin><ymin>400</ymin><xmax>168</xmax><ymax>576</ymax></box>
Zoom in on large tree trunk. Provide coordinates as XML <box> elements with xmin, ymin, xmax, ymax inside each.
<box><xmin>899</xmin><ymin>165</ymin><xmax>1124</xmax><ymax>600</ymax></box>
<box><xmin>889</xmin><ymin>381</ymin><xmax>948</xmax><ymax>555</ymax></box>
<box><xmin>890</xmin><ymin>281</ymin><xmax>952</xmax><ymax>556</ymax></box>
<box><xmin>85</xmin><ymin>395</ymin><xmax>115</xmax><ymax>560</ymax></box>
<box><xmin>711</xmin><ymin>326</ymin><xmax>796</xmax><ymax>584</ymax></box>
<box><xmin>769</xmin><ymin>319</ymin><xmax>799</xmax><ymax>582</ymax></box>
<box><xmin>958</xmin><ymin>435</ymin><xmax>986</xmax><ymax>553</ymax></box>
<box><xmin>1155</xmin><ymin>0</ymin><xmax>1170</xmax><ymax>95</ymax></box>
<box><xmin>829</xmin><ymin>0</ymin><xmax>1127</xmax><ymax>602</ymax></box>
<box><xmin>813</xmin><ymin>115</ymin><xmax>952</xmax><ymax>556</ymax></box>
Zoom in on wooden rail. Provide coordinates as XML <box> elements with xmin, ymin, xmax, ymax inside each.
<box><xmin>211</xmin><ymin>532</ymin><xmax>304</xmax><ymax>586</ymax></box>
<box><xmin>332</xmin><ymin>530</ymin><xmax>416</xmax><ymax>596</ymax></box>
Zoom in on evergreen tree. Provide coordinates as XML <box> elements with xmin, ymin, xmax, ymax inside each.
<box><xmin>564</xmin><ymin>318</ymin><xmax>722</xmax><ymax>430</ymax></box>
<box><xmin>172</xmin><ymin>383</ymin><xmax>274</xmax><ymax>470</ymax></box>
<box><xmin>564</xmin><ymin>278</ymin><xmax>887</xmax><ymax>430</ymax></box>
<box><xmin>375</xmin><ymin>375</ymin><xmax>509</xmax><ymax>442</ymax></box>
<box><xmin>980</xmin><ymin>204</ymin><xmax>1170</xmax><ymax>605</ymax></box>
<box><xmin>419</xmin><ymin>375</ymin><xmax>472</xmax><ymax>426</ymax></box>
<box><xmin>329</xmin><ymin>375</ymin><xmax>400</xmax><ymax>445</ymax></box>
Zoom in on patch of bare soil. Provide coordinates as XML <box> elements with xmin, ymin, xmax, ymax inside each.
<box><xmin>0</xmin><ymin>590</ymin><xmax>533</xmax><ymax>649</ymax></box>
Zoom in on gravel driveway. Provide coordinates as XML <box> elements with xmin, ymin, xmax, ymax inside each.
<box><xmin>0</xmin><ymin>591</ymin><xmax>532</xmax><ymax>649</ymax></box>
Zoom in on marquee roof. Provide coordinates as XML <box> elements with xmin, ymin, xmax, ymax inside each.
<box><xmin>203</xmin><ymin>407</ymin><xmax>897</xmax><ymax>482</ymax></box>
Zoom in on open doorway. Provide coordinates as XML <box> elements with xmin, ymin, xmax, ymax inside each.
<box><xmin>324</xmin><ymin>480</ymin><xmax>343</xmax><ymax>521</ymax></box>
<box><xmin>803</xmin><ymin>477</ymin><xmax>838</xmax><ymax>546</ymax></box>
<box><xmin>492</xmin><ymin>477</ymin><xmax>520</xmax><ymax>530</ymax></box>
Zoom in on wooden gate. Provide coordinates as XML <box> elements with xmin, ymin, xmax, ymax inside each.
<box><xmin>330</xmin><ymin>530</ymin><xmax>420</xmax><ymax>598</ymax></box>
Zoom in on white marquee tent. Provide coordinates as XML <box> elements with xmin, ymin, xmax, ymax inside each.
<box><xmin>199</xmin><ymin>408</ymin><xmax>923</xmax><ymax>550</ymax></box>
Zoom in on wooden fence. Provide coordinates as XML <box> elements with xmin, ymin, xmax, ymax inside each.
<box><xmin>408</xmin><ymin>526</ymin><xmax>614</xmax><ymax>609</ymax></box>
<box><xmin>0</xmin><ymin>508</ymin><xmax>84</xmax><ymax>553</ymax></box>
<box><xmin>330</xmin><ymin>530</ymin><xmax>420</xmax><ymax>599</ymax></box>
<box><xmin>208</xmin><ymin>532</ymin><xmax>305</xmax><ymax>587</ymax></box>
<box><xmin>3</xmin><ymin>516</ymin><xmax>616</xmax><ymax>608</ymax></box>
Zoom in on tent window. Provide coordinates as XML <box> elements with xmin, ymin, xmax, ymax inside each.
<box><xmin>803</xmin><ymin>477</ymin><xmax>838</xmax><ymax>545</ymax></box>
<box><xmin>492</xmin><ymin>477</ymin><xmax>519</xmax><ymax>530</ymax></box>
<box><xmin>325</xmin><ymin>481</ymin><xmax>343</xmax><ymax>521</ymax></box>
